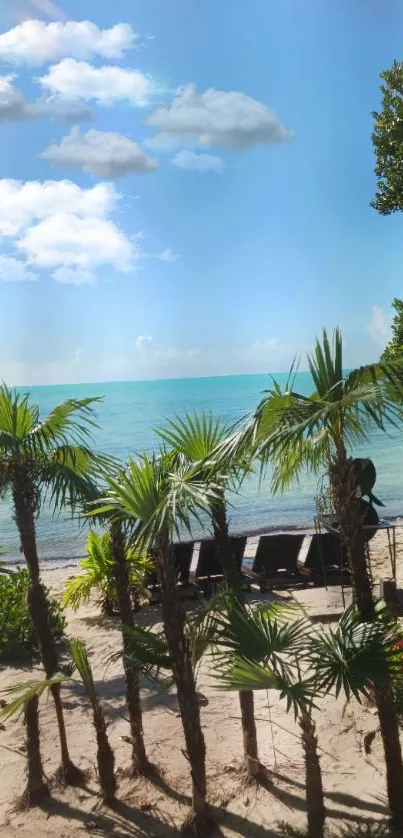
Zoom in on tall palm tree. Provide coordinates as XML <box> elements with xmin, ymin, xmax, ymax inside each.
<box><xmin>0</xmin><ymin>384</ymin><xmax>110</xmax><ymax>785</ymax></box>
<box><xmin>222</xmin><ymin>329</ymin><xmax>403</xmax><ymax>829</ymax></box>
<box><xmin>157</xmin><ymin>412</ymin><xmax>261</xmax><ymax>778</ymax></box>
<box><xmin>92</xmin><ymin>451</ymin><xmax>219</xmax><ymax>833</ymax></box>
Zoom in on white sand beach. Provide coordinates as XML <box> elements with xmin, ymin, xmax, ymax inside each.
<box><xmin>0</xmin><ymin>527</ymin><xmax>402</xmax><ymax>837</ymax></box>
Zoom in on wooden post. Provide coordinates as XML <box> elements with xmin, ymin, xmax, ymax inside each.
<box><xmin>380</xmin><ymin>578</ymin><xmax>397</xmax><ymax>615</ymax></box>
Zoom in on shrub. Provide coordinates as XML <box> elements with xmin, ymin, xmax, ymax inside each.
<box><xmin>0</xmin><ymin>567</ymin><xmax>65</xmax><ymax>662</ymax></box>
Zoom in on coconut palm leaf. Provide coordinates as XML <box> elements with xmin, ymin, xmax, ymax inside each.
<box><xmin>121</xmin><ymin>625</ymin><xmax>172</xmax><ymax>683</ymax></box>
<box><xmin>216</xmin><ymin>657</ymin><xmax>317</xmax><ymax>718</ymax></box>
<box><xmin>69</xmin><ymin>637</ymin><xmax>98</xmax><ymax>709</ymax></box>
<box><xmin>0</xmin><ymin>674</ymin><xmax>68</xmax><ymax>720</ymax></box>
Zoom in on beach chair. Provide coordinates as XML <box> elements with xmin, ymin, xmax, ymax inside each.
<box><xmin>147</xmin><ymin>541</ymin><xmax>198</xmax><ymax>604</ymax></box>
<box><xmin>302</xmin><ymin>533</ymin><xmax>350</xmax><ymax>585</ymax></box>
<box><xmin>195</xmin><ymin>536</ymin><xmax>252</xmax><ymax>597</ymax></box>
<box><xmin>251</xmin><ymin>533</ymin><xmax>306</xmax><ymax>590</ymax></box>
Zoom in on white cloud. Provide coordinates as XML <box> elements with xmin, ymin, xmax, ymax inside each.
<box><xmin>171</xmin><ymin>150</ymin><xmax>224</xmax><ymax>173</ymax></box>
<box><xmin>0</xmin><ymin>20</ymin><xmax>136</xmax><ymax>65</ymax></box>
<box><xmin>366</xmin><ymin>306</ymin><xmax>392</xmax><ymax>345</ymax></box>
<box><xmin>39</xmin><ymin>59</ymin><xmax>153</xmax><ymax>106</ymax></box>
<box><xmin>145</xmin><ymin>83</ymin><xmax>293</xmax><ymax>150</ymax></box>
<box><xmin>35</xmin><ymin>95</ymin><xmax>94</xmax><ymax>123</ymax></box>
<box><xmin>0</xmin><ymin>75</ymin><xmax>34</xmax><ymax>122</ymax></box>
<box><xmin>41</xmin><ymin>127</ymin><xmax>157</xmax><ymax>177</ymax></box>
<box><xmin>0</xmin><ymin>179</ymin><xmax>118</xmax><ymax>236</ymax></box>
<box><xmin>0</xmin><ymin>178</ymin><xmax>138</xmax><ymax>282</ymax></box>
<box><xmin>18</xmin><ymin>212</ymin><xmax>134</xmax><ymax>271</ymax></box>
<box><xmin>0</xmin><ymin>254</ymin><xmax>37</xmax><ymax>282</ymax></box>
<box><xmin>135</xmin><ymin>335</ymin><xmax>200</xmax><ymax>365</ymax></box>
<box><xmin>154</xmin><ymin>248</ymin><xmax>179</xmax><ymax>263</ymax></box>
<box><xmin>53</xmin><ymin>267</ymin><xmax>96</xmax><ymax>285</ymax></box>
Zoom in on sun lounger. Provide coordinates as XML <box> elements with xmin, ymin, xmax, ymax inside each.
<box><xmin>195</xmin><ymin>536</ymin><xmax>252</xmax><ymax>597</ymax></box>
<box><xmin>148</xmin><ymin>541</ymin><xmax>199</xmax><ymax>603</ymax></box>
<box><xmin>251</xmin><ymin>534</ymin><xmax>306</xmax><ymax>590</ymax></box>
<box><xmin>301</xmin><ymin>533</ymin><xmax>350</xmax><ymax>585</ymax></box>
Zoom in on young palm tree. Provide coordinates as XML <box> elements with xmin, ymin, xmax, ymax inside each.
<box><xmin>212</xmin><ymin>597</ymin><xmax>323</xmax><ymax>838</ymax></box>
<box><xmin>158</xmin><ymin>412</ymin><xmax>261</xmax><ymax>777</ymax></box>
<box><xmin>213</xmin><ymin>598</ymin><xmax>403</xmax><ymax>838</ymax></box>
<box><xmin>63</xmin><ymin>528</ymin><xmax>151</xmax><ymax>615</ymax></box>
<box><xmin>221</xmin><ymin>330</ymin><xmax>403</xmax><ymax>829</ymax></box>
<box><xmin>0</xmin><ymin>384</ymin><xmax>111</xmax><ymax>784</ymax></box>
<box><xmin>93</xmin><ymin>451</ymin><xmax>219</xmax><ymax>833</ymax></box>
<box><xmin>21</xmin><ymin>695</ymin><xmax>49</xmax><ymax>807</ymax></box>
<box><xmin>1</xmin><ymin>639</ymin><xmax>116</xmax><ymax>805</ymax></box>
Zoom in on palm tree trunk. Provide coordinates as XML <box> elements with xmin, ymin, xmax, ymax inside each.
<box><xmin>299</xmin><ymin>710</ymin><xmax>325</xmax><ymax>838</ymax></box>
<box><xmin>13</xmin><ymin>480</ymin><xmax>82</xmax><ymax>785</ymax></box>
<box><xmin>111</xmin><ymin>524</ymin><xmax>149</xmax><ymax>775</ymax></box>
<box><xmin>213</xmin><ymin>501</ymin><xmax>260</xmax><ymax>778</ymax></box>
<box><xmin>157</xmin><ymin>538</ymin><xmax>210</xmax><ymax>828</ymax></box>
<box><xmin>330</xmin><ymin>452</ymin><xmax>403</xmax><ymax>830</ymax></box>
<box><xmin>19</xmin><ymin>696</ymin><xmax>49</xmax><ymax>808</ymax></box>
<box><xmin>93</xmin><ymin>703</ymin><xmax>116</xmax><ymax>804</ymax></box>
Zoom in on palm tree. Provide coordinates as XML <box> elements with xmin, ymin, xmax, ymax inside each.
<box><xmin>93</xmin><ymin>451</ymin><xmax>219</xmax><ymax>833</ymax></box>
<box><xmin>158</xmin><ymin>412</ymin><xmax>261</xmax><ymax>778</ymax></box>
<box><xmin>63</xmin><ymin>528</ymin><xmax>151</xmax><ymax>615</ymax></box>
<box><xmin>21</xmin><ymin>695</ymin><xmax>49</xmax><ymax>807</ymax></box>
<box><xmin>212</xmin><ymin>596</ymin><xmax>324</xmax><ymax>838</ymax></box>
<box><xmin>213</xmin><ymin>598</ymin><xmax>403</xmax><ymax>838</ymax></box>
<box><xmin>222</xmin><ymin>329</ymin><xmax>403</xmax><ymax>829</ymax></box>
<box><xmin>0</xmin><ymin>384</ymin><xmax>111</xmax><ymax>784</ymax></box>
<box><xmin>1</xmin><ymin>638</ymin><xmax>116</xmax><ymax>804</ymax></box>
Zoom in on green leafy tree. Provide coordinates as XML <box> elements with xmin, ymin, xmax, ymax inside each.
<box><xmin>381</xmin><ymin>298</ymin><xmax>403</xmax><ymax>361</ymax></box>
<box><xmin>223</xmin><ymin>328</ymin><xmax>403</xmax><ymax>830</ymax></box>
<box><xmin>157</xmin><ymin>411</ymin><xmax>261</xmax><ymax>777</ymax></box>
<box><xmin>93</xmin><ymin>451</ymin><xmax>219</xmax><ymax>833</ymax></box>
<box><xmin>0</xmin><ymin>384</ymin><xmax>111</xmax><ymax>789</ymax></box>
<box><xmin>0</xmin><ymin>567</ymin><xmax>65</xmax><ymax>662</ymax></box>
<box><xmin>372</xmin><ymin>61</ymin><xmax>403</xmax><ymax>215</ymax></box>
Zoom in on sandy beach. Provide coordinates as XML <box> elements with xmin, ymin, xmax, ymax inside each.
<box><xmin>0</xmin><ymin>527</ymin><xmax>402</xmax><ymax>837</ymax></box>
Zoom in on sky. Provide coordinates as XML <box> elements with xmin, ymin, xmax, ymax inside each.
<box><xmin>0</xmin><ymin>0</ymin><xmax>402</xmax><ymax>385</ymax></box>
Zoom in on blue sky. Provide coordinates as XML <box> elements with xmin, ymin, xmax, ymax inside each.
<box><xmin>0</xmin><ymin>0</ymin><xmax>402</xmax><ymax>385</ymax></box>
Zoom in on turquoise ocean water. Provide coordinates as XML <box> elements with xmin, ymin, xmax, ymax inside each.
<box><xmin>3</xmin><ymin>372</ymin><xmax>403</xmax><ymax>565</ymax></box>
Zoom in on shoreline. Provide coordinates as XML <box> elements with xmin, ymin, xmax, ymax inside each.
<box><xmin>5</xmin><ymin>514</ymin><xmax>403</xmax><ymax>572</ymax></box>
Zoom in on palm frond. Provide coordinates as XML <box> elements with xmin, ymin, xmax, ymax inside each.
<box><xmin>29</xmin><ymin>397</ymin><xmax>101</xmax><ymax>454</ymax></box>
<box><xmin>215</xmin><ymin>657</ymin><xmax>316</xmax><ymax>718</ymax></box>
<box><xmin>69</xmin><ymin>637</ymin><xmax>97</xmax><ymax>709</ymax></box>
<box><xmin>122</xmin><ymin>625</ymin><xmax>172</xmax><ymax>683</ymax></box>
<box><xmin>0</xmin><ymin>674</ymin><xmax>68</xmax><ymax>720</ymax></box>
<box><xmin>307</xmin><ymin>605</ymin><xmax>403</xmax><ymax>702</ymax></box>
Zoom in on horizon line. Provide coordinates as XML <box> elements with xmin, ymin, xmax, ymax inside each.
<box><xmin>11</xmin><ymin>367</ymin><xmax>312</xmax><ymax>390</ymax></box>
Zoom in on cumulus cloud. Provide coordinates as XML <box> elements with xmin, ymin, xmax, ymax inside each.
<box><xmin>0</xmin><ymin>179</ymin><xmax>118</xmax><ymax>236</ymax></box>
<box><xmin>0</xmin><ymin>254</ymin><xmax>37</xmax><ymax>282</ymax></box>
<box><xmin>0</xmin><ymin>178</ymin><xmax>137</xmax><ymax>282</ymax></box>
<box><xmin>35</xmin><ymin>95</ymin><xmax>94</xmax><ymax>123</ymax></box>
<box><xmin>135</xmin><ymin>335</ymin><xmax>200</xmax><ymax>364</ymax></box>
<box><xmin>0</xmin><ymin>75</ymin><xmax>34</xmax><ymax>122</ymax></box>
<box><xmin>171</xmin><ymin>150</ymin><xmax>224</xmax><ymax>172</ymax></box>
<box><xmin>0</xmin><ymin>20</ymin><xmax>136</xmax><ymax>65</ymax></box>
<box><xmin>18</xmin><ymin>212</ymin><xmax>134</xmax><ymax>271</ymax></box>
<box><xmin>41</xmin><ymin>127</ymin><xmax>157</xmax><ymax>177</ymax></box>
<box><xmin>366</xmin><ymin>305</ymin><xmax>392</xmax><ymax>345</ymax></box>
<box><xmin>39</xmin><ymin>59</ymin><xmax>153</xmax><ymax>106</ymax></box>
<box><xmin>145</xmin><ymin>83</ymin><xmax>293</xmax><ymax>150</ymax></box>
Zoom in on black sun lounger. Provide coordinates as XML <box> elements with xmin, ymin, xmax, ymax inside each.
<box><xmin>251</xmin><ymin>533</ymin><xmax>306</xmax><ymax>590</ymax></box>
<box><xmin>195</xmin><ymin>536</ymin><xmax>252</xmax><ymax>597</ymax></box>
<box><xmin>148</xmin><ymin>541</ymin><xmax>199</xmax><ymax>603</ymax></box>
<box><xmin>301</xmin><ymin>533</ymin><xmax>350</xmax><ymax>586</ymax></box>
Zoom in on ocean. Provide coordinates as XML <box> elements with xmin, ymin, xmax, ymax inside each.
<box><xmin>3</xmin><ymin>372</ymin><xmax>403</xmax><ymax>565</ymax></box>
